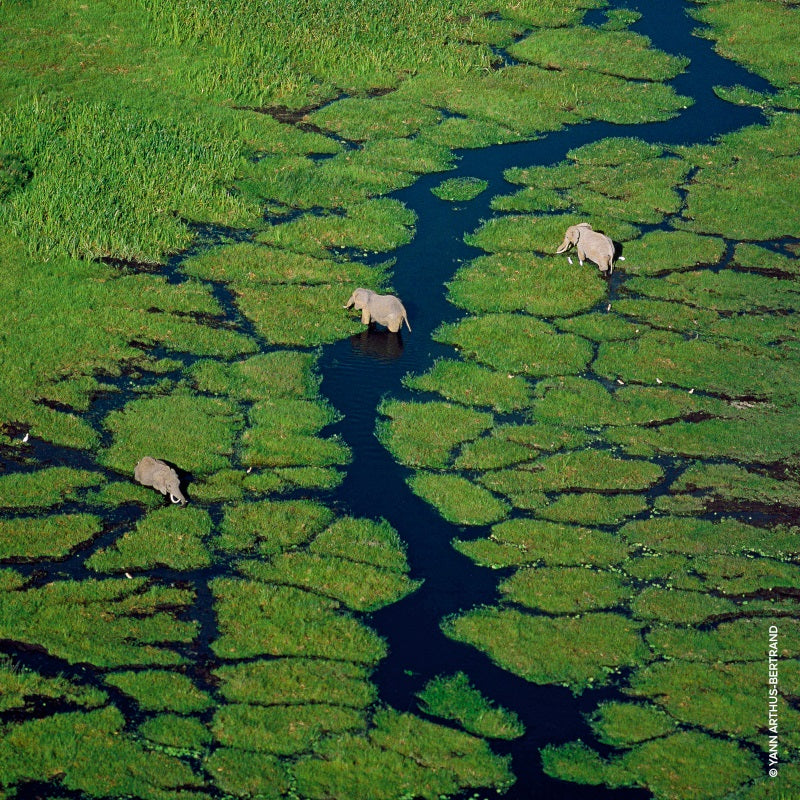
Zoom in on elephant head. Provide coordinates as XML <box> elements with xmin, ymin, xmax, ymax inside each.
<box><xmin>556</xmin><ymin>222</ymin><xmax>615</xmax><ymax>274</ymax></box>
<box><xmin>134</xmin><ymin>457</ymin><xmax>187</xmax><ymax>505</ymax></box>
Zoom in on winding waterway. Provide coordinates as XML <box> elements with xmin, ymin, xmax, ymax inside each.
<box><xmin>318</xmin><ymin>1</ymin><xmax>772</xmax><ymax>795</ymax></box>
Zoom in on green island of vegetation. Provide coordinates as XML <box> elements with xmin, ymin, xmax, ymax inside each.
<box><xmin>1</xmin><ymin>0</ymin><xmax>799</xmax><ymax>798</ymax></box>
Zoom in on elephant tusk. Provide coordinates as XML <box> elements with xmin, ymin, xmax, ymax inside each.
<box><xmin>170</xmin><ymin>493</ymin><xmax>182</xmax><ymax>504</ymax></box>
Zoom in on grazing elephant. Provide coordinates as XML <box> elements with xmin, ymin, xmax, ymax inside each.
<box><xmin>344</xmin><ymin>288</ymin><xmax>411</xmax><ymax>333</ymax></box>
<box><xmin>134</xmin><ymin>457</ymin><xmax>187</xmax><ymax>505</ymax></box>
<box><xmin>556</xmin><ymin>223</ymin><xmax>615</xmax><ymax>274</ymax></box>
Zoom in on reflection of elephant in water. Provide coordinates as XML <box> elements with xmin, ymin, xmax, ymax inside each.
<box><xmin>134</xmin><ymin>457</ymin><xmax>187</xmax><ymax>505</ymax></box>
<box><xmin>349</xmin><ymin>329</ymin><xmax>405</xmax><ymax>361</ymax></box>
<box><xmin>556</xmin><ymin>223</ymin><xmax>615</xmax><ymax>274</ymax></box>
<box><xmin>344</xmin><ymin>288</ymin><xmax>411</xmax><ymax>333</ymax></box>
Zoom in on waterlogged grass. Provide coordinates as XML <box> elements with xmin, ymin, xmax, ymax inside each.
<box><xmin>672</xmin><ymin>462</ymin><xmax>800</xmax><ymax>508</ymax></box>
<box><xmin>0</xmin><ymin>468</ymin><xmax>103</xmax><ymax>510</ymax></box>
<box><xmin>257</xmin><ymin>199</ymin><xmax>417</xmax><ymax>256</ymax></box>
<box><xmin>139</xmin><ymin>713</ymin><xmax>211</xmax><ymax>752</ymax></box>
<box><xmin>538</xmin><ymin>492</ymin><xmax>648</xmax><ymax>525</ymax></box>
<box><xmin>417</xmin><ymin>672</ymin><xmax>524</xmax><ymax>739</ymax></box>
<box><xmin>205</xmin><ymin>748</ymin><xmax>288</xmax><ymax>798</ymax></box>
<box><xmin>218</xmin><ymin>499</ymin><xmax>334</xmax><ymax>555</ymax></box>
<box><xmin>0</xmin><ymin>707</ymin><xmax>203</xmax><ymax>799</ymax></box>
<box><xmin>213</xmin><ymin>702</ymin><xmax>365</xmax><ymax>755</ymax></box>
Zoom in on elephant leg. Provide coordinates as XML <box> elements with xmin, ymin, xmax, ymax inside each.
<box><xmin>577</xmin><ymin>245</ymin><xmax>586</xmax><ymax>266</ymax></box>
<box><xmin>388</xmin><ymin>319</ymin><xmax>400</xmax><ymax>333</ymax></box>
<box><xmin>361</xmin><ymin>309</ymin><xmax>371</xmax><ymax>324</ymax></box>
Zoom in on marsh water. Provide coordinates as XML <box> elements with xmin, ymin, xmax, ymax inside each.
<box><xmin>318</xmin><ymin>1</ymin><xmax>771</xmax><ymax>796</ymax></box>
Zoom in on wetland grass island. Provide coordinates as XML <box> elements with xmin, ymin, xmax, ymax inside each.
<box><xmin>1</xmin><ymin>0</ymin><xmax>799</xmax><ymax>798</ymax></box>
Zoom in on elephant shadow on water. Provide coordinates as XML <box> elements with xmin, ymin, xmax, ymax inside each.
<box><xmin>349</xmin><ymin>328</ymin><xmax>406</xmax><ymax>361</ymax></box>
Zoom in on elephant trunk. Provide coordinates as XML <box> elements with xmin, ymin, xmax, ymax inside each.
<box><xmin>556</xmin><ymin>238</ymin><xmax>571</xmax><ymax>254</ymax></box>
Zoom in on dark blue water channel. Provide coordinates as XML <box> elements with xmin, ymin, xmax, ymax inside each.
<box><xmin>317</xmin><ymin>1</ymin><xmax>771</xmax><ymax>796</ymax></box>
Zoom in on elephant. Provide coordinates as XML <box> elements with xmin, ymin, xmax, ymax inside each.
<box><xmin>556</xmin><ymin>223</ymin><xmax>615</xmax><ymax>274</ymax></box>
<box><xmin>134</xmin><ymin>457</ymin><xmax>187</xmax><ymax>505</ymax></box>
<box><xmin>344</xmin><ymin>288</ymin><xmax>411</xmax><ymax>333</ymax></box>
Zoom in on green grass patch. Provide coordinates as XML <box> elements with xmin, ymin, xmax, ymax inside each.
<box><xmin>213</xmin><ymin>702</ymin><xmax>365</xmax><ymax>755</ymax></box>
<box><xmin>620</xmin><ymin>230</ymin><xmax>726</xmax><ymax>276</ymax></box>
<box><xmin>257</xmin><ymin>198</ymin><xmax>416</xmax><ymax>255</ymax></box>
<box><xmin>182</xmin><ymin>242</ymin><xmax>386</xmax><ymax>290</ymax></box>
<box><xmin>454</xmin><ymin>518</ymin><xmax>632</xmax><ymax>568</ymax></box>
<box><xmin>0</xmin><ymin>467</ymin><xmax>103</xmax><ymax>511</ymax></box>
<box><xmin>0</xmin><ymin>578</ymin><xmax>195</xmax><ymax>667</ymax></box>
<box><xmin>294</xmin><ymin>709</ymin><xmax>514</xmax><ymax>800</ymax></box>
<box><xmin>619</xmin><ymin>516</ymin><xmax>797</xmax><ymax>558</ymax></box>
<box><xmin>105</xmin><ymin>669</ymin><xmax>212</xmax><ymax>713</ymax></box>
<box><xmin>443</xmin><ymin>608</ymin><xmax>646</xmax><ymax>693</ymax></box>
<box><xmin>0</xmin><ymin>656</ymin><xmax>107</xmax><ymax>713</ymax></box>
<box><xmin>211</xmin><ymin>579</ymin><xmax>386</xmax><ymax>663</ymax></box>
<box><xmin>101</xmin><ymin>389</ymin><xmax>243</xmax><ymax>476</ymax></box>
<box><xmin>595</xmin><ymin>330</ymin><xmax>800</xmax><ymax>401</ymax></box>
<box><xmin>588</xmin><ymin>701</ymin><xmax>676</xmax><ymax>746</ymax></box>
<box><xmin>407</xmin><ymin>472</ymin><xmax>510</xmax><ymax>526</ymax></box>
<box><xmin>508</xmin><ymin>27</ymin><xmax>688</xmax><ymax>81</ymax></box>
<box><xmin>205</xmin><ymin>747</ymin><xmax>289</xmax><ymax>798</ymax></box>
<box><xmin>488</xmin><ymin>449</ymin><xmax>663</xmax><ymax>493</ymax></box>
<box><xmin>309</xmin><ymin>516</ymin><xmax>411</xmax><ymax>572</ymax></box>
<box><xmin>648</xmin><ymin>617</ymin><xmax>800</xmax><ymax>663</ymax></box>
<box><xmin>446</xmin><ymin>252</ymin><xmax>607</xmax><ymax>316</ymax></box>
<box><xmin>139</xmin><ymin>713</ymin><xmax>211</xmax><ymax>753</ymax></box>
<box><xmin>499</xmin><ymin>566</ymin><xmax>632</xmax><ymax>613</ymax></box>
<box><xmin>672</xmin><ymin>462</ymin><xmax>800</xmax><ymax>508</ymax></box>
<box><xmin>0</xmin><ymin>707</ymin><xmax>202</xmax><ymax>798</ymax></box>
<box><xmin>538</xmin><ymin>492</ymin><xmax>649</xmax><ymax>525</ymax></box>
<box><xmin>218</xmin><ymin>499</ymin><xmax>334</xmax><ymax>555</ymax></box>
<box><xmin>377</xmin><ymin>399</ymin><xmax>494</xmax><ymax>468</ymax></box>
<box><xmin>240</xmin><ymin>552</ymin><xmax>421</xmax><ymax>612</ymax></box>
<box><xmin>434</xmin><ymin>314</ymin><xmax>594</xmax><ymax>377</ymax></box>
<box><xmin>0</xmin><ymin>514</ymin><xmax>102</xmax><ymax>560</ymax></box>
<box><xmin>431</xmin><ymin>176</ymin><xmax>488</xmax><ymax>201</ymax></box>
<box><xmin>733</xmin><ymin>242</ymin><xmax>800</xmax><ymax>275</ymax></box>
<box><xmin>417</xmin><ymin>671</ymin><xmax>525</xmax><ymax>739</ymax></box>
<box><xmin>631</xmin><ymin>588</ymin><xmax>737</xmax><ymax>624</ymax></box>
<box><xmin>403</xmin><ymin>359</ymin><xmax>534</xmax><ymax>412</ymax></box>
<box><xmin>674</xmin><ymin>115</ymin><xmax>800</xmax><ymax>240</ymax></box>
<box><xmin>87</xmin><ymin>506</ymin><xmax>213</xmax><ymax>572</ymax></box>
<box><xmin>214</xmin><ymin>658</ymin><xmax>375</xmax><ymax>708</ymax></box>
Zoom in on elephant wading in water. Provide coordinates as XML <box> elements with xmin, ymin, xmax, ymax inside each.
<box><xmin>556</xmin><ymin>223</ymin><xmax>615</xmax><ymax>274</ymax></box>
<box><xmin>134</xmin><ymin>457</ymin><xmax>187</xmax><ymax>505</ymax></box>
<box><xmin>344</xmin><ymin>288</ymin><xmax>411</xmax><ymax>333</ymax></box>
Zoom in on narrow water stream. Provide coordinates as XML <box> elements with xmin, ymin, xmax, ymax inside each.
<box><xmin>317</xmin><ymin>1</ymin><xmax>771</xmax><ymax>796</ymax></box>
